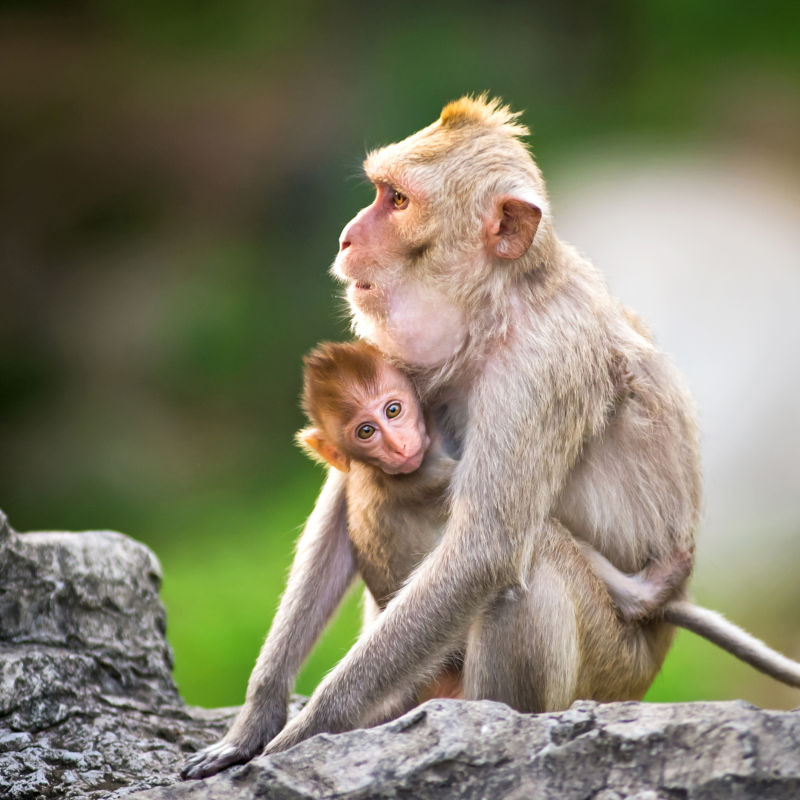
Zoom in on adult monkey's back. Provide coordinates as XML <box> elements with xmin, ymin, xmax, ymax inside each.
<box><xmin>182</xmin><ymin>95</ymin><xmax>701</xmax><ymax>778</ymax></box>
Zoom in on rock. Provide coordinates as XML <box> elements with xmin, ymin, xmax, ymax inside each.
<box><xmin>1</xmin><ymin>507</ymin><xmax>799</xmax><ymax>800</ymax></box>
<box><xmin>0</xmin><ymin>509</ymin><xmax>240</xmax><ymax>799</ymax></box>
<box><xmin>131</xmin><ymin>699</ymin><xmax>800</xmax><ymax>800</ymax></box>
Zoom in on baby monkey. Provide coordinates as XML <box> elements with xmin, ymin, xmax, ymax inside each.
<box><xmin>299</xmin><ymin>340</ymin><xmax>462</xmax><ymax>622</ymax></box>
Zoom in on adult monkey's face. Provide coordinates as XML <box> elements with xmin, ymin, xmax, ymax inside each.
<box><xmin>331</xmin><ymin>95</ymin><xmax>547</xmax><ymax>370</ymax></box>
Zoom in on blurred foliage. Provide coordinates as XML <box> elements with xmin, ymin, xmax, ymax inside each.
<box><xmin>1</xmin><ymin>1</ymin><xmax>798</xmax><ymax>709</ymax></box>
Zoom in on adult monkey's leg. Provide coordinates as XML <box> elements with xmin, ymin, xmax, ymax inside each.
<box><xmin>463</xmin><ymin>519</ymin><xmax>675</xmax><ymax>711</ymax></box>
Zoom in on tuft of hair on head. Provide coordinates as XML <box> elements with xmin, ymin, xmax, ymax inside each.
<box><xmin>438</xmin><ymin>93</ymin><xmax>529</xmax><ymax>138</ymax></box>
<box><xmin>301</xmin><ymin>340</ymin><xmax>384</xmax><ymax>429</ymax></box>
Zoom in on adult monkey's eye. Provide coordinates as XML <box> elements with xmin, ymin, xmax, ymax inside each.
<box><xmin>357</xmin><ymin>423</ymin><xmax>376</xmax><ymax>440</ymax></box>
<box><xmin>391</xmin><ymin>189</ymin><xmax>408</xmax><ymax>210</ymax></box>
<box><xmin>385</xmin><ymin>402</ymin><xmax>402</xmax><ymax>418</ymax></box>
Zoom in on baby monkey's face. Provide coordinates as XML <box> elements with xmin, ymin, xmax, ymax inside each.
<box><xmin>341</xmin><ymin>364</ymin><xmax>430</xmax><ymax>475</ymax></box>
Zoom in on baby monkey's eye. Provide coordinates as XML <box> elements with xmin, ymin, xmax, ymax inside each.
<box><xmin>391</xmin><ymin>189</ymin><xmax>408</xmax><ymax>210</ymax></box>
<box><xmin>357</xmin><ymin>423</ymin><xmax>376</xmax><ymax>440</ymax></box>
<box><xmin>385</xmin><ymin>402</ymin><xmax>402</xmax><ymax>419</ymax></box>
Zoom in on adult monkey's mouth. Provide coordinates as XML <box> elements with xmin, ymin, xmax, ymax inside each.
<box><xmin>355</xmin><ymin>281</ymin><xmax>373</xmax><ymax>290</ymax></box>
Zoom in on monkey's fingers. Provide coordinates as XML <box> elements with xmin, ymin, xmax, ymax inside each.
<box><xmin>180</xmin><ymin>741</ymin><xmax>249</xmax><ymax>780</ymax></box>
<box><xmin>645</xmin><ymin>548</ymin><xmax>693</xmax><ymax>603</ymax></box>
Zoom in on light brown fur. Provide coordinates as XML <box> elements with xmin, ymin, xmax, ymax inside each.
<box><xmin>182</xmin><ymin>96</ymin><xmax>798</xmax><ymax>781</ymax></box>
<box><xmin>303</xmin><ymin>343</ymin><xmax>683</xmax><ymax>707</ymax></box>
<box><xmin>346</xmin><ymin>445</ymin><xmax>454</xmax><ymax>609</ymax></box>
<box><xmin>183</xmin><ymin>95</ymin><xmax>699</xmax><ymax>776</ymax></box>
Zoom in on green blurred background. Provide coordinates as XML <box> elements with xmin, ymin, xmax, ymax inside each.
<box><xmin>2</xmin><ymin>1</ymin><xmax>799</xmax><ymax>711</ymax></box>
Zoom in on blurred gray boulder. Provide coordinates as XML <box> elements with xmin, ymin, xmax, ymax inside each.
<box><xmin>0</xmin><ymin>508</ymin><xmax>237</xmax><ymax>799</ymax></box>
<box><xmin>1</xmin><ymin>507</ymin><xmax>799</xmax><ymax>800</ymax></box>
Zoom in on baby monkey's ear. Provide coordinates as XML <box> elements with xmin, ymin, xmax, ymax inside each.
<box><xmin>296</xmin><ymin>427</ymin><xmax>351</xmax><ymax>473</ymax></box>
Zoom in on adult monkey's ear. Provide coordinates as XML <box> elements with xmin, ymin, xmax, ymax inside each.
<box><xmin>296</xmin><ymin>427</ymin><xmax>351</xmax><ymax>472</ymax></box>
<box><xmin>484</xmin><ymin>192</ymin><xmax>543</xmax><ymax>260</ymax></box>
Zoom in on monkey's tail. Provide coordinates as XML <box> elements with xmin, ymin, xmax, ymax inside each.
<box><xmin>662</xmin><ymin>601</ymin><xmax>800</xmax><ymax>688</ymax></box>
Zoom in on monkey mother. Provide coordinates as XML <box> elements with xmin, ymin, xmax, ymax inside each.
<box><xmin>183</xmin><ymin>95</ymin><xmax>701</xmax><ymax>778</ymax></box>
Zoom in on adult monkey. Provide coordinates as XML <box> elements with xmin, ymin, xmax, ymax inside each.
<box><xmin>183</xmin><ymin>95</ymin><xmax>701</xmax><ymax>779</ymax></box>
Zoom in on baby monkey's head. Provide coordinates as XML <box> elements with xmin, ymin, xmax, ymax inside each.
<box><xmin>298</xmin><ymin>340</ymin><xmax>430</xmax><ymax>475</ymax></box>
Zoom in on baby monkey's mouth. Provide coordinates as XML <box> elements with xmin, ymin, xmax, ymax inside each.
<box><xmin>355</xmin><ymin>281</ymin><xmax>373</xmax><ymax>290</ymax></box>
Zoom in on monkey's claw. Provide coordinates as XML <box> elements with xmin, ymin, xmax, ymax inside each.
<box><xmin>180</xmin><ymin>741</ymin><xmax>249</xmax><ymax>780</ymax></box>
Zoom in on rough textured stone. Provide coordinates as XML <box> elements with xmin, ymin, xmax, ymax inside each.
<box><xmin>0</xmin><ymin>508</ymin><xmax>243</xmax><ymax>799</ymax></box>
<box><xmin>133</xmin><ymin>699</ymin><xmax>800</xmax><ymax>800</ymax></box>
<box><xmin>1</xmin><ymin>507</ymin><xmax>799</xmax><ymax>800</ymax></box>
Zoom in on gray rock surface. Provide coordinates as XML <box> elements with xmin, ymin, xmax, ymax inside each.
<box><xmin>0</xmin><ymin>508</ymin><xmax>240</xmax><ymax>799</ymax></box>
<box><xmin>135</xmin><ymin>699</ymin><xmax>800</xmax><ymax>800</ymax></box>
<box><xmin>1</xmin><ymin>507</ymin><xmax>799</xmax><ymax>800</ymax></box>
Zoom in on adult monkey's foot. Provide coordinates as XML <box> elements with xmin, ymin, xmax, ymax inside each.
<box><xmin>181</xmin><ymin>740</ymin><xmax>253</xmax><ymax>780</ymax></box>
<box><xmin>181</xmin><ymin>695</ymin><xmax>289</xmax><ymax>779</ymax></box>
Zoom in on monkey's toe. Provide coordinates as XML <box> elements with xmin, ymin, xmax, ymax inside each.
<box><xmin>180</xmin><ymin>742</ymin><xmax>247</xmax><ymax>780</ymax></box>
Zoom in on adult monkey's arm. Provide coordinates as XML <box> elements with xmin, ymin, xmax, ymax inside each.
<box><xmin>182</xmin><ymin>469</ymin><xmax>354</xmax><ymax>779</ymax></box>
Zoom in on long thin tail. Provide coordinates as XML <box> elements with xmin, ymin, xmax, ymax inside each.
<box><xmin>663</xmin><ymin>600</ymin><xmax>800</xmax><ymax>688</ymax></box>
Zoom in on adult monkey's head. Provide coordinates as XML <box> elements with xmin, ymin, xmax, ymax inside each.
<box><xmin>332</xmin><ymin>94</ymin><xmax>554</xmax><ymax>372</ymax></box>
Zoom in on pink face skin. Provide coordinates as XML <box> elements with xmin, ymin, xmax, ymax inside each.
<box><xmin>336</xmin><ymin>183</ymin><xmax>409</xmax><ymax>283</ymax></box>
<box><xmin>332</xmin><ymin>180</ymin><xmax>468</xmax><ymax>368</ymax></box>
<box><xmin>342</xmin><ymin>364</ymin><xmax>431</xmax><ymax>475</ymax></box>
